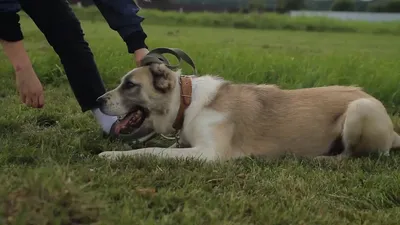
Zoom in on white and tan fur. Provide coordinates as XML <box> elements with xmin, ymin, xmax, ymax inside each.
<box><xmin>97</xmin><ymin>63</ymin><xmax>400</xmax><ymax>162</ymax></box>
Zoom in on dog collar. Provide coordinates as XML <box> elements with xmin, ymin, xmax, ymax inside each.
<box><xmin>172</xmin><ymin>76</ymin><xmax>193</xmax><ymax>130</ymax></box>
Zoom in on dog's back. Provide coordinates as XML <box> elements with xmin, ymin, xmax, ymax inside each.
<box><xmin>207</xmin><ymin>83</ymin><xmax>387</xmax><ymax>159</ymax></box>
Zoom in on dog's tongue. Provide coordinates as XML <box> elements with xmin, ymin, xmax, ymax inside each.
<box><xmin>117</xmin><ymin>110</ymin><xmax>143</xmax><ymax>130</ymax></box>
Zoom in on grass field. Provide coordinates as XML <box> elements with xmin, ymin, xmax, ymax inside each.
<box><xmin>67</xmin><ymin>7</ymin><xmax>400</xmax><ymax>35</ymax></box>
<box><xmin>2</xmin><ymin>9</ymin><xmax>400</xmax><ymax>225</ymax></box>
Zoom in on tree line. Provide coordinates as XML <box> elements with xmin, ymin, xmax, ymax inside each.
<box><xmin>68</xmin><ymin>0</ymin><xmax>400</xmax><ymax>13</ymax></box>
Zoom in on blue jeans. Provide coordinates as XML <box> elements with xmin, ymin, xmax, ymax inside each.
<box><xmin>0</xmin><ymin>0</ymin><xmax>148</xmax><ymax>111</ymax></box>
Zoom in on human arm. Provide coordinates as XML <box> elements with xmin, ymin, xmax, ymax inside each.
<box><xmin>1</xmin><ymin>40</ymin><xmax>45</xmax><ymax>108</ymax></box>
<box><xmin>92</xmin><ymin>0</ymin><xmax>149</xmax><ymax>66</ymax></box>
<box><xmin>0</xmin><ymin>2</ymin><xmax>44</xmax><ymax>108</ymax></box>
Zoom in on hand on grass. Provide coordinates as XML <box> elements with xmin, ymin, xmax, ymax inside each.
<box><xmin>15</xmin><ymin>66</ymin><xmax>45</xmax><ymax>108</ymax></box>
<box><xmin>0</xmin><ymin>40</ymin><xmax>45</xmax><ymax>108</ymax></box>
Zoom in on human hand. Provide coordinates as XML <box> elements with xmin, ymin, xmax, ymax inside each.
<box><xmin>134</xmin><ymin>48</ymin><xmax>149</xmax><ymax>67</ymax></box>
<box><xmin>0</xmin><ymin>40</ymin><xmax>45</xmax><ymax>108</ymax></box>
<box><xmin>15</xmin><ymin>66</ymin><xmax>44</xmax><ymax>108</ymax></box>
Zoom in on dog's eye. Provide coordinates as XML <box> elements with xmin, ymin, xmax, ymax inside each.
<box><xmin>124</xmin><ymin>81</ymin><xmax>136</xmax><ymax>89</ymax></box>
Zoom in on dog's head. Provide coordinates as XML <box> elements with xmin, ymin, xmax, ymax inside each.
<box><xmin>96</xmin><ymin>63</ymin><xmax>179</xmax><ymax>129</ymax></box>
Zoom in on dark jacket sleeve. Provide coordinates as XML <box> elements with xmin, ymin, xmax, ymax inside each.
<box><xmin>92</xmin><ymin>0</ymin><xmax>148</xmax><ymax>53</ymax></box>
<box><xmin>0</xmin><ymin>0</ymin><xmax>23</xmax><ymax>42</ymax></box>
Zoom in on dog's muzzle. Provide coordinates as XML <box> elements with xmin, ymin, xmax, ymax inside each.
<box><xmin>96</xmin><ymin>96</ymin><xmax>107</xmax><ymax>106</ymax></box>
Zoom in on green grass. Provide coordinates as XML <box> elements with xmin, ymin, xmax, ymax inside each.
<box><xmin>2</xmin><ymin>12</ymin><xmax>400</xmax><ymax>224</ymax></box>
<box><xmin>65</xmin><ymin>6</ymin><xmax>400</xmax><ymax>35</ymax></box>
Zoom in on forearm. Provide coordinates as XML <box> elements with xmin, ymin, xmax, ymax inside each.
<box><xmin>0</xmin><ymin>40</ymin><xmax>33</xmax><ymax>72</ymax></box>
<box><xmin>92</xmin><ymin>0</ymin><xmax>148</xmax><ymax>53</ymax></box>
<box><xmin>0</xmin><ymin>2</ymin><xmax>32</xmax><ymax>73</ymax></box>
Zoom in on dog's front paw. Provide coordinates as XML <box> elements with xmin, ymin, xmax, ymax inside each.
<box><xmin>98</xmin><ymin>151</ymin><xmax>122</xmax><ymax>161</ymax></box>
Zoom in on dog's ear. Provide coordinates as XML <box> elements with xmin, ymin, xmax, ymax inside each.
<box><xmin>150</xmin><ymin>63</ymin><xmax>176</xmax><ymax>93</ymax></box>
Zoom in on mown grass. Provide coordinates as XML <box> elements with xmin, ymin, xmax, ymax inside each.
<box><xmin>1</xmin><ymin>10</ymin><xmax>400</xmax><ymax>224</ymax></box>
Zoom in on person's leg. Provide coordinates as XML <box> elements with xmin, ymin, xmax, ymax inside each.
<box><xmin>18</xmin><ymin>0</ymin><xmax>154</xmax><ymax>141</ymax></box>
<box><xmin>19</xmin><ymin>0</ymin><xmax>105</xmax><ymax>112</ymax></box>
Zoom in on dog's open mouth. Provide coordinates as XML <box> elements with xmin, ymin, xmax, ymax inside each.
<box><xmin>117</xmin><ymin>106</ymin><xmax>149</xmax><ymax>131</ymax></box>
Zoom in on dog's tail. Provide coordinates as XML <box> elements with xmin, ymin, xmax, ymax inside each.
<box><xmin>392</xmin><ymin>132</ymin><xmax>400</xmax><ymax>149</ymax></box>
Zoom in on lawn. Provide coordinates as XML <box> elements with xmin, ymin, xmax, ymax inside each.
<box><xmin>2</xmin><ymin>11</ymin><xmax>400</xmax><ymax>225</ymax></box>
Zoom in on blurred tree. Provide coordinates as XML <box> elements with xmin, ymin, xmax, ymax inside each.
<box><xmin>276</xmin><ymin>0</ymin><xmax>305</xmax><ymax>12</ymax></box>
<box><xmin>248</xmin><ymin>0</ymin><xmax>266</xmax><ymax>12</ymax></box>
<box><xmin>331</xmin><ymin>0</ymin><xmax>356</xmax><ymax>11</ymax></box>
<box><xmin>385</xmin><ymin>0</ymin><xmax>400</xmax><ymax>12</ymax></box>
<box><xmin>367</xmin><ymin>0</ymin><xmax>400</xmax><ymax>12</ymax></box>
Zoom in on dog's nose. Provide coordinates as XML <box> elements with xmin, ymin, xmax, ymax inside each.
<box><xmin>96</xmin><ymin>96</ymin><xmax>106</xmax><ymax>104</ymax></box>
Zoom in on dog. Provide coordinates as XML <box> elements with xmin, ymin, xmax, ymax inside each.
<box><xmin>96</xmin><ymin>63</ymin><xmax>400</xmax><ymax>162</ymax></box>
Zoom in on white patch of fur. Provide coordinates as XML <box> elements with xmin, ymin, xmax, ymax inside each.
<box><xmin>171</xmin><ymin>75</ymin><xmax>229</xmax><ymax>160</ymax></box>
<box><xmin>183</xmin><ymin>75</ymin><xmax>226</xmax><ymax>128</ymax></box>
<box><xmin>149</xmin><ymin>73</ymin><xmax>225</xmax><ymax>137</ymax></box>
<box><xmin>181</xmin><ymin>108</ymin><xmax>228</xmax><ymax>159</ymax></box>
